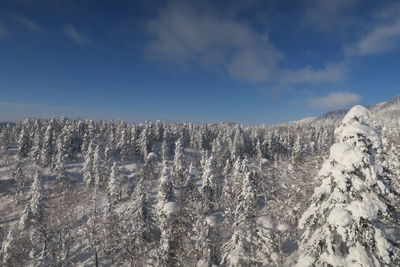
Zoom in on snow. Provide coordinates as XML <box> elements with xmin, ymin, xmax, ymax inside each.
<box><xmin>341</xmin><ymin>105</ymin><xmax>371</xmax><ymax>125</ymax></box>
<box><xmin>256</xmin><ymin>215</ymin><xmax>274</xmax><ymax>230</ymax></box>
<box><xmin>329</xmin><ymin>143</ymin><xmax>364</xmax><ymax>171</ymax></box>
<box><xmin>271</xmin><ymin>252</ymin><xmax>280</xmax><ymax>263</ymax></box>
<box><xmin>276</xmin><ymin>223</ymin><xmax>289</xmax><ymax>232</ymax></box>
<box><xmin>206</xmin><ymin>215</ymin><xmax>217</xmax><ymax>227</ymax></box>
<box><xmin>346</xmin><ymin>193</ymin><xmax>386</xmax><ymax>220</ymax></box>
<box><xmin>146</xmin><ymin>152</ymin><xmax>157</xmax><ymax>161</ymax></box>
<box><xmin>327</xmin><ymin>206</ymin><xmax>352</xmax><ymax>227</ymax></box>
<box><xmin>163</xmin><ymin>201</ymin><xmax>179</xmax><ymax>216</ymax></box>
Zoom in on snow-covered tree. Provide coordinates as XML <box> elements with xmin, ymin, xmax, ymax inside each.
<box><xmin>156</xmin><ymin>164</ymin><xmax>180</xmax><ymax>266</ymax></box>
<box><xmin>173</xmin><ymin>137</ymin><xmax>186</xmax><ymax>186</ymax></box>
<box><xmin>13</xmin><ymin>158</ymin><xmax>26</xmax><ymax>201</ymax></box>
<box><xmin>41</xmin><ymin>123</ymin><xmax>55</xmax><ymax>167</ymax></box>
<box><xmin>201</xmin><ymin>154</ymin><xmax>219</xmax><ymax>213</ymax></box>
<box><xmin>221</xmin><ymin>169</ymin><xmax>276</xmax><ymax>266</ymax></box>
<box><xmin>297</xmin><ymin>105</ymin><xmax>400</xmax><ymax>266</ymax></box>
<box><xmin>93</xmin><ymin>144</ymin><xmax>103</xmax><ymax>187</ymax></box>
<box><xmin>83</xmin><ymin>142</ymin><xmax>95</xmax><ymax>186</ymax></box>
<box><xmin>17</xmin><ymin>121</ymin><xmax>30</xmax><ymax>159</ymax></box>
<box><xmin>107</xmin><ymin>162</ymin><xmax>121</xmax><ymax>203</ymax></box>
<box><xmin>124</xmin><ymin>176</ymin><xmax>157</xmax><ymax>265</ymax></box>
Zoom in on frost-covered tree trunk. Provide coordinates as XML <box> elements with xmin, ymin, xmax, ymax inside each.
<box><xmin>297</xmin><ymin>105</ymin><xmax>400</xmax><ymax>266</ymax></box>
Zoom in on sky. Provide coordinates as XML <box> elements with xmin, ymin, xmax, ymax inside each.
<box><xmin>0</xmin><ymin>0</ymin><xmax>400</xmax><ymax>125</ymax></box>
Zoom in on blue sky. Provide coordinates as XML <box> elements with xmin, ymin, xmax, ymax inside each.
<box><xmin>0</xmin><ymin>0</ymin><xmax>399</xmax><ymax>124</ymax></box>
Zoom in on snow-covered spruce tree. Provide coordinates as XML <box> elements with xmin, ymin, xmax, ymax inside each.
<box><xmin>83</xmin><ymin>141</ymin><xmax>95</xmax><ymax>186</ymax></box>
<box><xmin>29</xmin><ymin>125</ymin><xmax>42</xmax><ymax>165</ymax></box>
<box><xmin>93</xmin><ymin>144</ymin><xmax>103</xmax><ymax>187</ymax></box>
<box><xmin>156</xmin><ymin>164</ymin><xmax>176</xmax><ymax>215</ymax></box>
<box><xmin>107</xmin><ymin>162</ymin><xmax>121</xmax><ymax>203</ymax></box>
<box><xmin>193</xmin><ymin>214</ymin><xmax>219</xmax><ymax>267</ymax></box>
<box><xmin>41</xmin><ymin>123</ymin><xmax>55</xmax><ymax>167</ymax></box>
<box><xmin>116</xmin><ymin>126</ymin><xmax>130</xmax><ymax>161</ymax></box>
<box><xmin>156</xmin><ymin>164</ymin><xmax>180</xmax><ymax>266</ymax></box>
<box><xmin>180</xmin><ymin>163</ymin><xmax>202</xmax><ymax>206</ymax></box>
<box><xmin>54</xmin><ymin>135</ymin><xmax>68</xmax><ymax>182</ymax></box>
<box><xmin>201</xmin><ymin>154</ymin><xmax>219</xmax><ymax>214</ymax></box>
<box><xmin>0</xmin><ymin>131</ymin><xmax>11</xmax><ymax>166</ymax></box>
<box><xmin>29</xmin><ymin>169</ymin><xmax>46</xmax><ymax>222</ymax></box>
<box><xmin>1</xmin><ymin>227</ymin><xmax>26</xmax><ymax>266</ymax></box>
<box><xmin>173</xmin><ymin>137</ymin><xmax>186</xmax><ymax>186</ymax></box>
<box><xmin>24</xmin><ymin>168</ymin><xmax>49</xmax><ymax>264</ymax></box>
<box><xmin>101</xmin><ymin>199</ymin><xmax>121</xmax><ymax>265</ymax></box>
<box><xmin>221</xmin><ymin>168</ymin><xmax>276</xmax><ymax>266</ymax></box>
<box><xmin>161</xmin><ymin>139</ymin><xmax>169</xmax><ymax>163</ymax></box>
<box><xmin>13</xmin><ymin>158</ymin><xmax>26</xmax><ymax>201</ymax></box>
<box><xmin>17</xmin><ymin>120</ymin><xmax>30</xmax><ymax>159</ymax></box>
<box><xmin>297</xmin><ymin>105</ymin><xmax>400</xmax><ymax>266</ymax></box>
<box><xmin>124</xmin><ymin>176</ymin><xmax>157</xmax><ymax>265</ymax></box>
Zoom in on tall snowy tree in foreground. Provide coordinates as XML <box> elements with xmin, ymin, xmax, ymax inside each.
<box><xmin>297</xmin><ymin>105</ymin><xmax>400</xmax><ymax>266</ymax></box>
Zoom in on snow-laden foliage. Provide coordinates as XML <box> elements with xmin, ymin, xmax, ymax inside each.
<box><xmin>297</xmin><ymin>105</ymin><xmax>400</xmax><ymax>266</ymax></box>
<box><xmin>0</xmin><ymin>96</ymin><xmax>399</xmax><ymax>266</ymax></box>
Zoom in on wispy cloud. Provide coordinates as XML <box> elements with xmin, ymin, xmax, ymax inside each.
<box><xmin>344</xmin><ymin>3</ymin><xmax>400</xmax><ymax>57</ymax></box>
<box><xmin>12</xmin><ymin>14</ymin><xmax>45</xmax><ymax>33</ymax></box>
<box><xmin>307</xmin><ymin>91</ymin><xmax>361</xmax><ymax>108</ymax></box>
<box><xmin>63</xmin><ymin>24</ymin><xmax>91</xmax><ymax>46</ymax></box>
<box><xmin>0</xmin><ymin>23</ymin><xmax>9</xmax><ymax>39</ymax></box>
<box><xmin>345</xmin><ymin>19</ymin><xmax>400</xmax><ymax>57</ymax></box>
<box><xmin>145</xmin><ymin>1</ymin><xmax>349</xmax><ymax>89</ymax></box>
<box><xmin>303</xmin><ymin>0</ymin><xmax>361</xmax><ymax>34</ymax></box>
<box><xmin>279</xmin><ymin>62</ymin><xmax>348</xmax><ymax>86</ymax></box>
<box><xmin>145</xmin><ymin>1</ymin><xmax>283</xmax><ymax>83</ymax></box>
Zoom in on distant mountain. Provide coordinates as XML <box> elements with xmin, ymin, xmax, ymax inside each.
<box><xmin>288</xmin><ymin>95</ymin><xmax>400</xmax><ymax>126</ymax></box>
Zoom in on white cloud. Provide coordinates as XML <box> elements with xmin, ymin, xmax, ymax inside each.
<box><xmin>302</xmin><ymin>0</ymin><xmax>361</xmax><ymax>34</ymax></box>
<box><xmin>307</xmin><ymin>91</ymin><xmax>361</xmax><ymax>109</ymax></box>
<box><xmin>345</xmin><ymin>18</ymin><xmax>400</xmax><ymax>56</ymax></box>
<box><xmin>63</xmin><ymin>25</ymin><xmax>91</xmax><ymax>46</ymax></box>
<box><xmin>13</xmin><ymin>14</ymin><xmax>45</xmax><ymax>33</ymax></box>
<box><xmin>344</xmin><ymin>3</ymin><xmax>400</xmax><ymax>57</ymax></box>
<box><xmin>280</xmin><ymin>62</ymin><xmax>348</xmax><ymax>86</ymax></box>
<box><xmin>0</xmin><ymin>23</ymin><xmax>8</xmax><ymax>39</ymax></box>
<box><xmin>145</xmin><ymin>1</ymin><xmax>283</xmax><ymax>83</ymax></box>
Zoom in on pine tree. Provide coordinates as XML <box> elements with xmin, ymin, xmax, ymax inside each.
<box><xmin>17</xmin><ymin>121</ymin><xmax>30</xmax><ymax>159</ymax></box>
<box><xmin>41</xmin><ymin>123</ymin><xmax>55</xmax><ymax>167</ymax></box>
<box><xmin>201</xmin><ymin>154</ymin><xmax>218</xmax><ymax>213</ymax></box>
<box><xmin>93</xmin><ymin>144</ymin><xmax>103</xmax><ymax>187</ymax></box>
<box><xmin>297</xmin><ymin>105</ymin><xmax>400</xmax><ymax>266</ymax></box>
<box><xmin>161</xmin><ymin>139</ymin><xmax>169</xmax><ymax>163</ymax></box>
<box><xmin>221</xmin><ymin>169</ymin><xmax>276</xmax><ymax>266</ymax></box>
<box><xmin>156</xmin><ymin>164</ymin><xmax>180</xmax><ymax>266</ymax></box>
<box><xmin>173</xmin><ymin>137</ymin><xmax>186</xmax><ymax>186</ymax></box>
<box><xmin>107</xmin><ymin>162</ymin><xmax>121</xmax><ymax>203</ymax></box>
<box><xmin>13</xmin><ymin>158</ymin><xmax>26</xmax><ymax>201</ymax></box>
<box><xmin>55</xmin><ymin>135</ymin><xmax>68</xmax><ymax>182</ymax></box>
<box><xmin>124</xmin><ymin>176</ymin><xmax>157</xmax><ymax>265</ymax></box>
<box><xmin>83</xmin><ymin>142</ymin><xmax>95</xmax><ymax>186</ymax></box>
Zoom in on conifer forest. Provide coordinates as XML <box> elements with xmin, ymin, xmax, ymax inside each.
<box><xmin>1</xmin><ymin>96</ymin><xmax>400</xmax><ymax>266</ymax></box>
